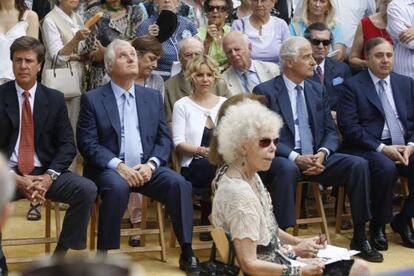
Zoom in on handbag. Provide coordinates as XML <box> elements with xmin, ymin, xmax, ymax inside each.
<box><xmin>194</xmin><ymin>237</ymin><xmax>240</xmax><ymax>276</ymax></box>
<box><xmin>42</xmin><ymin>54</ymin><xmax>82</xmax><ymax>99</ymax></box>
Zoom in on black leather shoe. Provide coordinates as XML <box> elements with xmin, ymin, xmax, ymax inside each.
<box><xmin>179</xmin><ymin>254</ymin><xmax>201</xmax><ymax>273</ymax></box>
<box><xmin>341</xmin><ymin>219</ymin><xmax>353</xmax><ymax>231</ymax></box>
<box><xmin>0</xmin><ymin>256</ymin><xmax>8</xmax><ymax>275</ymax></box>
<box><xmin>128</xmin><ymin>236</ymin><xmax>141</xmax><ymax>247</ymax></box>
<box><xmin>350</xmin><ymin>239</ymin><xmax>383</xmax><ymax>263</ymax></box>
<box><xmin>199</xmin><ymin>232</ymin><xmax>212</xmax><ymax>241</ymax></box>
<box><xmin>369</xmin><ymin>224</ymin><xmax>388</xmax><ymax>251</ymax></box>
<box><xmin>390</xmin><ymin>215</ymin><xmax>414</xmax><ymax>248</ymax></box>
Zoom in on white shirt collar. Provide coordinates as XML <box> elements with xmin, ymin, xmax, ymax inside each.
<box><xmin>282</xmin><ymin>74</ymin><xmax>305</xmax><ymax>92</ymax></box>
<box><xmin>368</xmin><ymin>69</ymin><xmax>391</xmax><ymax>87</ymax></box>
<box><xmin>54</xmin><ymin>5</ymin><xmax>80</xmax><ymax>28</ymax></box>
<box><xmin>15</xmin><ymin>82</ymin><xmax>37</xmax><ymax>98</ymax></box>
<box><xmin>110</xmin><ymin>81</ymin><xmax>135</xmax><ymax>100</ymax></box>
<box><xmin>314</xmin><ymin>59</ymin><xmax>325</xmax><ymax>74</ymax></box>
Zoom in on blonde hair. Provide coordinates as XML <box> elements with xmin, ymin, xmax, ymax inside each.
<box><xmin>301</xmin><ymin>0</ymin><xmax>336</xmax><ymax>29</ymax></box>
<box><xmin>184</xmin><ymin>54</ymin><xmax>221</xmax><ymax>88</ymax></box>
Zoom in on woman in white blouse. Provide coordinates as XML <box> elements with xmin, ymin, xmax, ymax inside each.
<box><xmin>41</xmin><ymin>0</ymin><xmax>90</xmax><ymax>172</ymax></box>
<box><xmin>172</xmin><ymin>54</ymin><xmax>226</xmax><ymax>241</ymax></box>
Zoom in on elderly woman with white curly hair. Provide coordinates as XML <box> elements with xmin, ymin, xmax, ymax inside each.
<box><xmin>210</xmin><ymin>95</ymin><xmax>370</xmax><ymax>276</ymax></box>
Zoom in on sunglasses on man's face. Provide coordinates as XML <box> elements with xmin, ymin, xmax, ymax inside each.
<box><xmin>258</xmin><ymin>138</ymin><xmax>279</xmax><ymax>148</ymax></box>
<box><xmin>310</xmin><ymin>39</ymin><xmax>331</xmax><ymax>46</ymax></box>
<box><xmin>206</xmin><ymin>4</ymin><xmax>228</xmax><ymax>13</ymax></box>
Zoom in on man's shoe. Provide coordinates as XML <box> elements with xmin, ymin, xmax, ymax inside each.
<box><xmin>199</xmin><ymin>232</ymin><xmax>212</xmax><ymax>242</ymax></box>
<box><xmin>341</xmin><ymin>219</ymin><xmax>353</xmax><ymax>231</ymax></box>
<box><xmin>179</xmin><ymin>254</ymin><xmax>200</xmax><ymax>273</ymax></box>
<box><xmin>390</xmin><ymin>215</ymin><xmax>414</xmax><ymax>248</ymax></box>
<box><xmin>369</xmin><ymin>224</ymin><xmax>388</xmax><ymax>251</ymax></box>
<box><xmin>128</xmin><ymin>236</ymin><xmax>141</xmax><ymax>247</ymax></box>
<box><xmin>350</xmin><ymin>239</ymin><xmax>383</xmax><ymax>263</ymax></box>
<box><xmin>0</xmin><ymin>256</ymin><xmax>8</xmax><ymax>275</ymax></box>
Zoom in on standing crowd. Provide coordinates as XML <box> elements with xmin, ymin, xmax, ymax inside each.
<box><xmin>1</xmin><ymin>0</ymin><xmax>414</xmax><ymax>275</ymax></box>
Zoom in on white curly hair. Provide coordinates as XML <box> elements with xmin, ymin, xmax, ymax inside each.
<box><xmin>215</xmin><ymin>99</ymin><xmax>283</xmax><ymax>164</ymax></box>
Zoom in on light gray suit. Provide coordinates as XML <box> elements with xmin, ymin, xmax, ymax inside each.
<box><xmin>222</xmin><ymin>60</ymin><xmax>280</xmax><ymax>95</ymax></box>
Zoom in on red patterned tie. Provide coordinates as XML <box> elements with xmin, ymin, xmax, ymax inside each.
<box><xmin>17</xmin><ymin>91</ymin><xmax>35</xmax><ymax>175</ymax></box>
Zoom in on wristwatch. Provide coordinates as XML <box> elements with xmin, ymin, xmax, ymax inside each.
<box><xmin>46</xmin><ymin>169</ymin><xmax>59</xmax><ymax>182</ymax></box>
<box><xmin>146</xmin><ymin>161</ymin><xmax>156</xmax><ymax>173</ymax></box>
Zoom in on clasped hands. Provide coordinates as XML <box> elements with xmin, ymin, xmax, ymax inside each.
<box><xmin>292</xmin><ymin>235</ymin><xmax>327</xmax><ymax>259</ymax></box>
<box><xmin>295</xmin><ymin>151</ymin><xmax>326</xmax><ymax>176</ymax></box>
<box><xmin>117</xmin><ymin>162</ymin><xmax>153</xmax><ymax>187</ymax></box>
<box><xmin>15</xmin><ymin>174</ymin><xmax>53</xmax><ymax>204</ymax></box>
<box><xmin>382</xmin><ymin>145</ymin><xmax>414</xmax><ymax>166</ymax></box>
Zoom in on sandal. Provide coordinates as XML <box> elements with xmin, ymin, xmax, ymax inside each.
<box><xmin>27</xmin><ymin>203</ymin><xmax>41</xmax><ymax>221</ymax></box>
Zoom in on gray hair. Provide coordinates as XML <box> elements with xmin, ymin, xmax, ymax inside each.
<box><xmin>0</xmin><ymin>155</ymin><xmax>15</xmax><ymax>214</ymax></box>
<box><xmin>104</xmin><ymin>39</ymin><xmax>133</xmax><ymax>74</ymax></box>
<box><xmin>178</xmin><ymin>37</ymin><xmax>204</xmax><ymax>55</ymax></box>
<box><xmin>216</xmin><ymin>99</ymin><xmax>283</xmax><ymax>164</ymax></box>
<box><xmin>223</xmin><ymin>31</ymin><xmax>251</xmax><ymax>48</ymax></box>
<box><xmin>279</xmin><ymin>36</ymin><xmax>311</xmax><ymax>69</ymax></box>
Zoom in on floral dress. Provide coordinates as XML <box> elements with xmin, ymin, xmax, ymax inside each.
<box><xmin>85</xmin><ymin>4</ymin><xmax>146</xmax><ymax>90</ymax></box>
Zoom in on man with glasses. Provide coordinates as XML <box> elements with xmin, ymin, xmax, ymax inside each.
<box><xmin>164</xmin><ymin>37</ymin><xmax>230</xmax><ymax>123</ymax></box>
<box><xmin>254</xmin><ymin>37</ymin><xmax>382</xmax><ymax>263</ymax></box>
<box><xmin>304</xmin><ymin>22</ymin><xmax>351</xmax><ymax>113</ymax></box>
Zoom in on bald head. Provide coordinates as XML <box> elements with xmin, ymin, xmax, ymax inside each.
<box><xmin>223</xmin><ymin>31</ymin><xmax>252</xmax><ymax>71</ymax></box>
<box><xmin>179</xmin><ymin>37</ymin><xmax>204</xmax><ymax>70</ymax></box>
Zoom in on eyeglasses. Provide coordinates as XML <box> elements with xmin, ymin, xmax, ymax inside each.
<box><xmin>309</xmin><ymin>39</ymin><xmax>331</xmax><ymax>46</ymax></box>
<box><xmin>206</xmin><ymin>4</ymin><xmax>228</xmax><ymax>13</ymax></box>
<box><xmin>251</xmin><ymin>0</ymin><xmax>271</xmax><ymax>5</ymax></box>
<box><xmin>258</xmin><ymin>138</ymin><xmax>279</xmax><ymax>148</ymax></box>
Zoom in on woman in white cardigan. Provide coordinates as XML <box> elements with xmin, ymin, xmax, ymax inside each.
<box><xmin>172</xmin><ymin>54</ymin><xmax>226</xmax><ymax>241</ymax></box>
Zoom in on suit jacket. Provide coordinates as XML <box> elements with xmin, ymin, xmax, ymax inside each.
<box><xmin>253</xmin><ymin>75</ymin><xmax>339</xmax><ymax>157</ymax></box>
<box><xmin>77</xmin><ymin>83</ymin><xmax>172</xmax><ymax>173</ymax></box>
<box><xmin>310</xmin><ymin>57</ymin><xmax>351</xmax><ymax>110</ymax></box>
<box><xmin>337</xmin><ymin>70</ymin><xmax>414</xmax><ymax>151</ymax></box>
<box><xmin>164</xmin><ymin>71</ymin><xmax>231</xmax><ymax>122</ymax></box>
<box><xmin>0</xmin><ymin>81</ymin><xmax>76</xmax><ymax>172</ymax></box>
<box><xmin>222</xmin><ymin>60</ymin><xmax>280</xmax><ymax>96</ymax></box>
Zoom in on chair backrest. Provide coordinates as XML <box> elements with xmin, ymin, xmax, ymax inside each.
<box><xmin>210</xmin><ymin>227</ymin><xmax>244</xmax><ymax>276</ymax></box>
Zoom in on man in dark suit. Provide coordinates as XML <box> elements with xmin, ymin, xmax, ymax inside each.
<box><xmin>304</xmin><ymin>22</ymin><xmax>351</xmax><ymax>112</ymax></box>
<box><xmin>337</xmin><ymin>38</ymin><xmax>414</xmax><ymax>251</ymax></box>
<box><xmin>254</xmin><ymin>37</ymin><xmax>383</xmax><ymax>262</ymax></box>
<box><xmin>0</xmin><ymin>36</ymin><xmax>97</xmax><ymax>266</ymax></box>
<box><xmin>76</xmin><ymin>39</ymin><xmax>200</xmax><ymax>272</ymax></box>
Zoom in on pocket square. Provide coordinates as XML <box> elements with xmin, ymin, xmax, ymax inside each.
<box><xmin>332</xmin><ymin>77</ymin><xmax>344</xmax><ymax>86</ymax></box>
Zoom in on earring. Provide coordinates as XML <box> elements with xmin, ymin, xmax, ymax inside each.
<box><xmin>241</xmin><ymin>155</ymin><xmax>247</xmax><ymax>167</ymax></box>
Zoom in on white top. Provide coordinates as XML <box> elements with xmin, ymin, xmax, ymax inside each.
<box><xmin>212</xmin><ymin>174</ymin><xmax>273</xmax><ymax>245</ymax></box>
<box><xmin>0</xmin><ymin>12</ymin><xmax>29</xmax><ymax>82</ymax></box>
<box><xmin>9</xmin><ymin>82</ymin><xmax>42</xmax><ymax>168</ymax></box>
<box><xmin>42</xmin><ymin>6</ymin><xmax>85</xmax><ymax>63</ymax></box>
<box><xmin>172</xmin><ymin>96</ymin><xmax>226</xmax><ymax>167</ymax></box>
<box><xmin>387</xmin><ymin>0</ymin><xmax>414</xmax><ymax>78</ymax></box>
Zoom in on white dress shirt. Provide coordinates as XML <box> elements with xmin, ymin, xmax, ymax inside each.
<box><xmin>9</xmin><ymin>82</ymin><xmax>42</xmax><ymax>168</ymax></box>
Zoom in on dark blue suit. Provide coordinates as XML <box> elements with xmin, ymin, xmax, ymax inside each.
<box><xmin>254</xmin><ymin>75</ymin><xmax>371</xmax><ymax>228</ymax></box>
<box><xmin>310</xmin><ymin>57</ymin><xmax>351</xmax><ymax>110</ymax></box>
<box><xmin>337</xmin><ymin>70</ymin><xmax>414</xmax><ymax>223</ymax></box>
<box><xmin>77</xmin><ymin>83</ymin><xmax>193</xmax><ymax>250</ymax></box>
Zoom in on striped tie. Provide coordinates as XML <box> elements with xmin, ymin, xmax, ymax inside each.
<box><xmin>295</xmin><ymin>85</ymin><xmax>314</xmax><ymax>154</ymax></box>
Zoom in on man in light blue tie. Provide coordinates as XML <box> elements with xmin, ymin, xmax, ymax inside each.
<box><xmin>338</xmin><ymin>37</ymin><xmax>414</xmax><ymax>252</ymax></box>
<box><xmin>254</xmin><ymin>37</ymin><xmax>381</xmax><ymax>262</ymax></box>
<box><xmin>77</xmin><ymin>39</ymin><xmax>201</xmax><ymax>273</ymax></box>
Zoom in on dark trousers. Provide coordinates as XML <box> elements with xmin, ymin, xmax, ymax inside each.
<box><xmin>84</xmin><ymin>166</ymin><xmax>193</xmax><ymax>250</ymax></box>
<box><xmin>344</xmin><ymin>150</ymin><xmax>414</xmax><ymax>224</ymax></box>
<box><xmin>259</xmin><ymin>153</ymin><xmax>372</xmax><ymax>228</ymax></box>
<box><xmin>13</xmin><ymin>167</ymin><xmax>97</xmax><ymax>250</ymax></box>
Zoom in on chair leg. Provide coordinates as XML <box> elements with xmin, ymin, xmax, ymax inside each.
<box><xmin>89</xmin><ymin>202</ymin><xmax>98</xmax><ymax>250</ymax></box>
<box><xmin>312</xmin><ymin>183</ymin><xmax>330</xmax><ymax>244</ymax></box>
<box><xmin>45</xmin><ymin>201</ymin><xmax>51</xmax><ymax>253</ymax></box>
<box><xmin>140</xmin><ymin>196</ymin><xmax>148</xmax><ymax>246</ymax></box>
<box><xmin>335</xmin><ymin>187</ymin><xmax>345</xmax><ymax>234</ymax></box>
<box><xmin>54</xmin><ymin>202</ymin><xmax>61</xmax><ymax>239</ymax></box>
<box><xmin>156</xmin><ymin>202</ymin><xmax>167</xmax><ymax>262</ymax></box>
<box><xmin>293</xmin><ymin>184</ymin><xmax>303</xmax><ymax>236</ymax></box>
<box><xmin>169</xmin><ymin>225</ymin><xmax>177</xmax><ymax>248</ymax></box>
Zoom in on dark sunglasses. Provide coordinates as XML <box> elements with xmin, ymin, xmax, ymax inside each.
<box><xmin>310</xmin><ymin>39</ymin><xmax>331</xmax><ymax>46</ymax></box>
<box><xmin>258</xmin><ymin>138</ymin><xmax>279</xmax><ymax>148</ymax></box>
<box><xmin>206</xmin><ymin>4</ymin><xmax>228</xmax><ymax>13</ymax></box>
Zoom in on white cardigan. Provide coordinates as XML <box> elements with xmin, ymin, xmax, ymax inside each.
<box><xmin>172</xmin><ymin>96</ymin><xmax>227</xmax><ymax>167</ymax></box>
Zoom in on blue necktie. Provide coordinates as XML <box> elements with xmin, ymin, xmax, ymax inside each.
<box><xmin>241</xmin><ymin>71</ymin><xmax>251</xmax><ymax>92</ymax></box>
<box><xmin>377</xmin><ymin>80</ymin><xmax>405</xmax><ymax>145</ymax></box>
<box><xmin>123</xmin><ymin>92</ymin><xmax>141</xmax><ymax>167</ymax></box>
<box><xmin>295</xmin><ymin>85</ymin><xmax>314</xmax><ymax>154</ymax></box>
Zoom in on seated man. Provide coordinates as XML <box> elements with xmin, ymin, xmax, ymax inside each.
<box><xmin>304</xmin><ymin>22</ymin><xmax>351</xmax><ymax>112</ymax></box>
<box><xmin>337</xmin><ymin>38</ymin><xmax>414</xmax><ymax>251</ymax></box>
<box><xmin>164</xmin><ymin>37</ymin><xmax>230</xmax><ymax>122</ymax></box>
<box><xmin>0</xmin><ymin>37</ymin><xmax>97</xmax><ymax>261</ymax></box>
<box><xmin>254</xmin><ymin>37</ymin><xmax>383</xmax><ymax>262</ymax></box>
<box><xmin>222</xmin><ymin>31</ymin><xmax>280</xmax><ymax>95</ymax></box>
<box><xmin>77</xmin><ymin>39</ymin><xmax>200</xmax><ymax>272</ymax></box>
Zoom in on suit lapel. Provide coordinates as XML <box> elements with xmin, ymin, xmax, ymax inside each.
<box><xmin>390</xmin><ymin>73</ymin><xmax>407</xmax><ymax>132</ymax></box>
<box><xmin>4</xmin><ymin>85</ymin><xmax>20</xmax><ymax>152</ymax></box>
<box><xmin>135</xmin><ymin>86</ymin><xmax>149</xmax><ymax>155</ymax></box>
<box><xmin>228</xmin><ymin>67</ymin><xmax>244</xmax><ymax>93</ymax></box>
<box><xmin>179</xmin><ymin>72</ymin><xmax>192</xmax><ymax>96</ymax></box>
<box><xmin>101</xmin><ymin>84</ymin><xmax>122</xmax><ymax>146</ymax></box>
<box><xmin>324</xmin><ymin>58</ymin><xmax>335</xmax><ymax>85</ymax></box>
<box><xmin>361</xmin><ymin>71</ymin><xmax>385</xmax><ymax>116</ymax></box>
<box><xmin>274</xmin><ymin>77</ymin><xmax>295</xmax><ymax>135</ymax></box>
<box><xmin>33</xmin><ymin>85</ymin><xmax>49</xmax><ymax>145</ymax></box>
